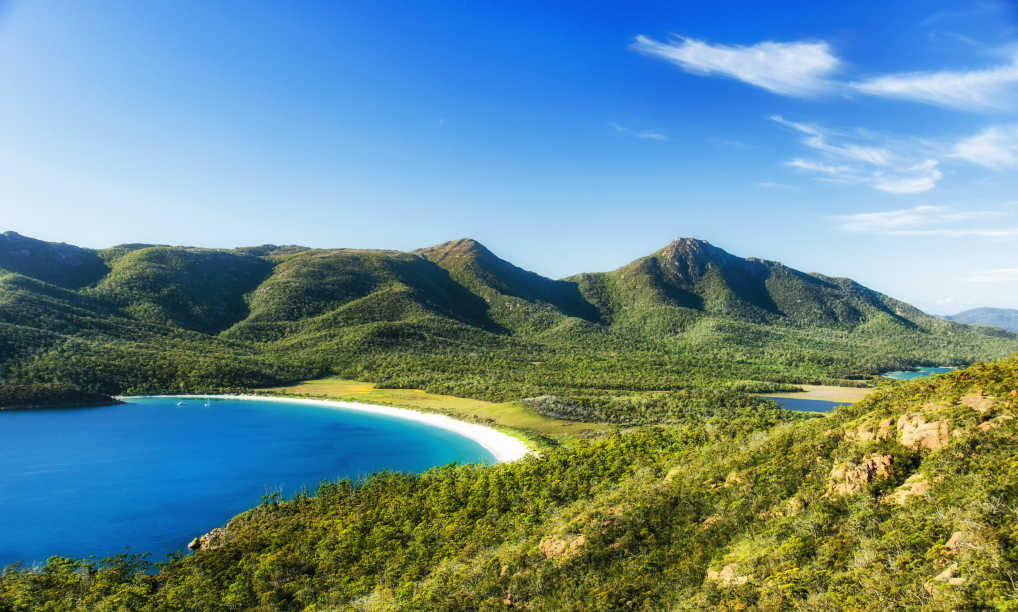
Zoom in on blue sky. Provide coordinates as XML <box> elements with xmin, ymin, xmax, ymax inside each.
<box><xmin>2</xmin><ymin>1</ymin><xmax>1018</xmax><ymax>314</ymax></box>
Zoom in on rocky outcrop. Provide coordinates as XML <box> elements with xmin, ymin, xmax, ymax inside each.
<box><xmin>979</xmin><ymin>414</ymin><xmax>1014</xmax><ymax>432</ymax></box>
<box><xmin>897</xmin><ymin>413</ymin><xmax>950</xmax><ymax>451</ymax></box>
<box><xmin>884</xmin><ymin>472</ymin><xmax>930</xmax><ymax>505</ymax></box>
<box><xmin>847</xmin><ymin>417</ymin><xmax>894</xmax><ymax>442</ymax></box>
<box><xmin>706</xmin><ymin>563</ymin><xmax>750</xmax><ymax>587</ymax></box>
<box><xmin>960</xmin><ymin>392</ymin><xmax>994</xmax><ymax>415</ymax></box>
<box><xmin>925</xmin><ymin>562</ymin><xmax>965</xmax><ymax>594</ymax></box>
<box><xmin>188</xmin><ymin>527</ymin><xmax>227</xmax><ymax>551</ymax></box>
<box><xmin>540</xmin><ymin>534</ymin><xmax>586</xmax><ymax>559</ymax></box>
<box><xmin>826</xmin><ymin>454</ymin><xmax>893</xmax><ymax>497</ymax></box>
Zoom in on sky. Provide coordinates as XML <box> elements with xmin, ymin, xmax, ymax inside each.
<box><xmin>2</xmin><ymin>1</ymin><xmax>1018</xmax><ymax>314</ymax></box>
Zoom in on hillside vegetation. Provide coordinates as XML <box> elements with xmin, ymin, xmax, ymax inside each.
<box><xmin>1</xmin><ymin>232</ymin><xmax>1015</xmax><ymax>401</ymax></box>
<box><xmin>3</xmin><ymin>358</ymin><xmax>1018</xmax><ymax>609</ymax></box>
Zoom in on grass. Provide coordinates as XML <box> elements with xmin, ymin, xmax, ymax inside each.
<box><xmin>752</xmin><ymin>383</ymin><xmax>875</xmax><ymax>403</ymax></box>
<box><xmin>257</xmin><ymin>377</ymin><xmax>611</xmax><ymax>443</ymax></box>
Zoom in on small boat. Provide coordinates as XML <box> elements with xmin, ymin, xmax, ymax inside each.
<box><xmin>177</xmin><ymin>401</ymin><xmax>185</xmax><ymax>407</ymax></box>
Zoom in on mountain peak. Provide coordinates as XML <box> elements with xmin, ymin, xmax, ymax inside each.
<box><xmin>413</xmin><ymin>238</ymin><xmax>494</xmax><ymax>264</ymax></box>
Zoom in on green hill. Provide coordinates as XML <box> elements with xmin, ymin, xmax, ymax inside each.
<box><xmin>0</xmin><ymin>232</ymin><xmax>1016</xmax><ymax>399</ymax></box>
<box><xmin>948</xmin><ymin>307</ymin><xmax>1018</xmax><ymax>333</ymax></box>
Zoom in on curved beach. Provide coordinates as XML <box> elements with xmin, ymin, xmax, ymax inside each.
<box><xmin>121</xmin><ymin>394</ymin><xmax>532</xmax><ymax>463</ymax></box>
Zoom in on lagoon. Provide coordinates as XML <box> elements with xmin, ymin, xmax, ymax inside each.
<box><xmin>762</xmin><ymin>396</ymin><xmax>843</xmax><ymax>413</ymax></box>
<box><xmin>882</xmin><ymin>367</ymin><xmax>954</xmax><ymax>381</ymax></box>
<box><xmin>0</xmin><ymin>396</ymin><xmax>496</xmax><ymax>567</ymax></box>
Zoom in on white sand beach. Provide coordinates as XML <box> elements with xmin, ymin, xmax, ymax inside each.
<box><xmin>119</xmin><ymin>394</ymin><xmax>532</xmax><ymax>463</ymax></box>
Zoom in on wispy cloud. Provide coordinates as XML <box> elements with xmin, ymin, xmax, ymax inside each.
<box><xmin>965</xmin><ymin>267</ymin><xmax>1018</xmax><ymax>282</ymax></box>
<box><xmin>834</xmin><ymin>204</ymin><xmax>1014</xmax><ymax>236</ymax></box>
<box><xmin>850</xmin><ymin>54</ymin><xmax>1018</xmax><ymax>111</ymax></box>
<box><xmin>952</xmin><ymin>124</ymin><xmax>1018</xmax><ymax>168</ymax></box>
<box><xmin>773</xmin><ymin>116</ymin><xmax>942</xmax><ymax>194</ymax></box>
<box><xmin>608</xmin><ymin>122</ymin><xmax>668</xmax><ymax>141</ymax></box>
<box><xmin>630</xmin><ymin>35</ymin><xmax>839</xmax><ymax>97</ymax></box>
<box><xmin>632</xmin><ymin>33</ymin><xmax>1018</xmax><ymax>112</ymax></box>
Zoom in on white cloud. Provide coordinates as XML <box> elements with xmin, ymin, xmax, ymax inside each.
<box><xmin>850</xmin><ymin>54</ymin><xmax>1018</xmax><ymax>111</ymax></box>
<box><xmin>774</xmin><ymin>117</ymin><xmax>942</xmax><ymax>194</ymax></box>
<box><xmin>965</xmin><ymin>267</ymin><xmax>1018</xmax><ymax>282</ymax></box>
<box><xmin>834</xmin><ymin>204</ymin><xmax>1012</xmax><ymax>236</ymax></box>
<box><xmin>608</xmin><ymin>122</ymin><xmax>668</xmax><ymax>141</ymax></box>
<box><xmin>631</xmin><ymin>35</ymin><xmax>838</xmax><ymax>97</ymax></box>
<box><xmin>952</xmin><ymin>124</ymin><xmax>1018</xmax><ymax>168</ymax></box>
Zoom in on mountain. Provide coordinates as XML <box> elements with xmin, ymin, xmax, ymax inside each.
<box><xmin>0</xmin><ymin>232</ymin><xmax>1015</xmax><ymax>398</ymax></box>
<box><xmin>947</xmin><ymin>307</ymin><xmax>1018</xmax><ymax>333</ymax></box>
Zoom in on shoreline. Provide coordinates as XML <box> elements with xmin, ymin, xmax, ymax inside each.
<box><xmin>117</xmin><ymin>393</ymin><xmax>532</xmax><ymax>463</ymax></box>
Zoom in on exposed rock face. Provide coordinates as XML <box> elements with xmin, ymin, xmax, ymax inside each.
<box><xmin>897</xmin><ymin>413</ymin><xmax>950</xmax><ymax>451</ymax></box>
<box><xmin>925</xmin><ymin>562</ymin><xmax>965</xmax><ymax>594</ymax></box>
<box><xmin>826</xmin><ymin>454</ymin><xmax>893</xmax><ymax>497</ymax></box>
<box><xmin>961</xmin><ymin>393</ymin><xmax>995</xmax><ymax>415</ymax></box>
<box><xmin>540</xmin><ymin>534</ymin><xmax>586</xmax><ymax>559</ymax></box>
<box><xmin>706</xmin><ymin>563</ymin><xmax>750</xmax><ymax>587</ymax></box>
<box><xmin>848</xmin><ymin>417</ymin><xmax>894</xmax><ymax>442</ymax></box>
<box><xmin>885</xmin><ymin>473</ymin><xmax>930</xmax><ymax>505</ymax></box>
<box><xmin>188</xmin><ymin>527</ymin><xmax>227</xmax><ymax>551</ymax></box>
<box><xmin>945</xmin><ymin>531</ymin><xmax>968</xmax><ymax>553</ymax></box>
<box><xmin>979</xmin><ymin>414</ymin><xmax>1014</xmax><ymax>432</ymax></box>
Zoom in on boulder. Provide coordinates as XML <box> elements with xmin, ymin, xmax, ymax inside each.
<box><xmin>961</xmin><ymin>393</ymin><xmax>995</xmax><ymax>415</ymax></box>
<box><xmin>706</xmin><ymin>563</ymin><xmax>750</xmax><ymax>587</ymax></box>
<box><xmin>188</xmin><ymin>527</ymin><xmax>227</xmax><ymax>551</ymax></box>
<box><xmin>826</xmin><ymin>454</ymin><xmax>893</xmax><ymax>497</ymax></box>
<box><xmin>897</xmin><ymin>414</ymin><xmax>950</xmax><ymax>451</ymax></box>
<box><xmin>884</xmin><ymin>473</ymin><xmax>930</xmax><ymax>505</ymax></box>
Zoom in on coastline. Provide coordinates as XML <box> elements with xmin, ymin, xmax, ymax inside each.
<box><xmin>117</xmin><ymin>393</ymin><xmax>532</xmax><ymax>463</ymax></box>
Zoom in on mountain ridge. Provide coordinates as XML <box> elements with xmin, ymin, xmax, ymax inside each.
<box><xmin>1</xmin><ymin>230</ymin><xmax>1015</xmax><ymax>397</ymax></box>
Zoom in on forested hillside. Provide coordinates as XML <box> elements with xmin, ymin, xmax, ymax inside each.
<box><xmin>1</xmin><ymin>231</ymin><xmax>1015</xmax><ymax>401</ymax></box>
<box><xmin>4</xmin><ymin>357</ymin><xmax>1017</xmax><ymax>610</ymax></box>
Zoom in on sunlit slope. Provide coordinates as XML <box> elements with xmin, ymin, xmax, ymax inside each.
<box><xmin>1</xmin><ymin>231</ymin><xmax>1016</xmax><ymax>395</ymax></box>
<box><xmin>7</xmin><ymin>359</ymin><xmax>1016</xmax><ymax>609</ymax></box>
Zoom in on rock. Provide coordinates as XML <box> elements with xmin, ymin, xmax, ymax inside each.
<box><xmin>701</xmin><ymin>515</ymin><xmax>721</xmax><ymax>529</ymax></box>
<box><xmin>945</xmin><ymin>531</ymin><xmax>967</xmax><ymax>553</ymax></box>
<box><xmin>960</xmin><ymin>393</ymin><xmax>995</xmax><ymax>415</ymax></box>
<box><xmin>706</xmin><ymin>563</ymin><xmax>750</xmax><ymax>587</ymax></box>
<box><xmin>925</xmin><ymin>562</ymin><xmax>965</xmax><ymax>594</ymax></box>
<box><xmin>885</xmin><ymin>473</ymin><xmax>930</xmax><ymax>505</ymax></box>
<box><xmin>540</xmin><ymin>534</ymin><xmax>586</xmax><ymax>559</ymax></box>
<box><xmin>188</xmin><ymin>527</ymin><xmax>227</xmax><ymax>551</ymax></box>
<box><xmin>897</xmin><ymin>414</ymin><xmax>950</xmax><ymax>451</ymax></box>
<box><xmin>850</xmin><ymin>417</ymin><xmax>895</xmax><ymax>442</ymax></box>
<box><xmin>826</xmin><ymin>454</ymin><xmax>893</xmax><ymax>497</ymax></box>
<box><xmin>979</xmin><ymin>414</ymin><xmax>1014</xmax><ymax>432</ymax></box>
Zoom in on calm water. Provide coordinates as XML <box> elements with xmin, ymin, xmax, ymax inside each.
<box><xmin>762</xmin><ymin>397</ymin><xmax>843</xmax><ymax>413</ymax></box>
<box><xmin>882</xmin><ymin>367</ymin><xmax>954</xmax><ymax>380</ymax></box>
<box><xmin>0</xmin><ymin>396</ymin><xmax>494</xmax><ymax>567</ymax></box>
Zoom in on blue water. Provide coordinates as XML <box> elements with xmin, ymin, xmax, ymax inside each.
<box><xmin>882</xmin><ymin>367</ymin><xmax>954</xmax><ymax>381</ymax></box>
<box><xmin>0</xmin><ymin>396</ymin><xmax>494</xmax><ymax>567</ymax></box>
<box><xmin>763</xmin><ymin>397</ymin><xmax>843</xmax><ymax>413</ymax></box>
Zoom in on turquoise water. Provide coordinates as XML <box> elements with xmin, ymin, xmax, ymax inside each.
<box><xmin>882</xmin><ymin>367</ymin><xmax>954</xmax><ymax>380</ymax></box>
<box><xmin>0</xmin><ymin>396</ymin><xmax>494</xmax><ymax>567</ymax></box>
<box><xmin>762</xmin><ymin>397</ymin><xmax>843</xmax><ymax>413</ymax></box>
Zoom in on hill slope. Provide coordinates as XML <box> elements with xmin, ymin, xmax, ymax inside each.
<box><xmin>1</xmin><ymin>232</ymin><xmax>1016</xmax><ymax>398</ymax></box>
<box><xmin>4</xmin><ymin>357</ymin><xmax>1017</xmax><ymax>609</ymax></box>
<box><xmin>948</xmin><ymin>307</ymin><xmax>1018</xmax><ymax>333</ymax></box>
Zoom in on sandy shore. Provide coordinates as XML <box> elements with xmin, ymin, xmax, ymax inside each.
<box><xmin>118</xmin><ymin>394</ymin><xmax>532</xmax><ymax>463</ymax></box>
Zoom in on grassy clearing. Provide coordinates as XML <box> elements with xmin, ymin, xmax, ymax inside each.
<box><xmin>753</xmin><ymin>383</ymin><xmax>874</xmax><ymax>403</ymax></box>
<box><xmin>257</xmin><ymin>378</ymin><xmax>611</xmax><ymax>443</ymax></box>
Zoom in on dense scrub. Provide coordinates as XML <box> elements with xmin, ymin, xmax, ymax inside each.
<box><xmin>0</xmin><ymin>382</ymin><xmax>118</xmax><ymax>409</ymax></box>
<box><xmin>1</xmin><ymin>233</ymin><xmax>1015</xmax><ymax>402</ymax></box>
<box><xmin>4</xmin><ymin>359</ymin><xmax>1018</xmax><ymax>609</ymax></box>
